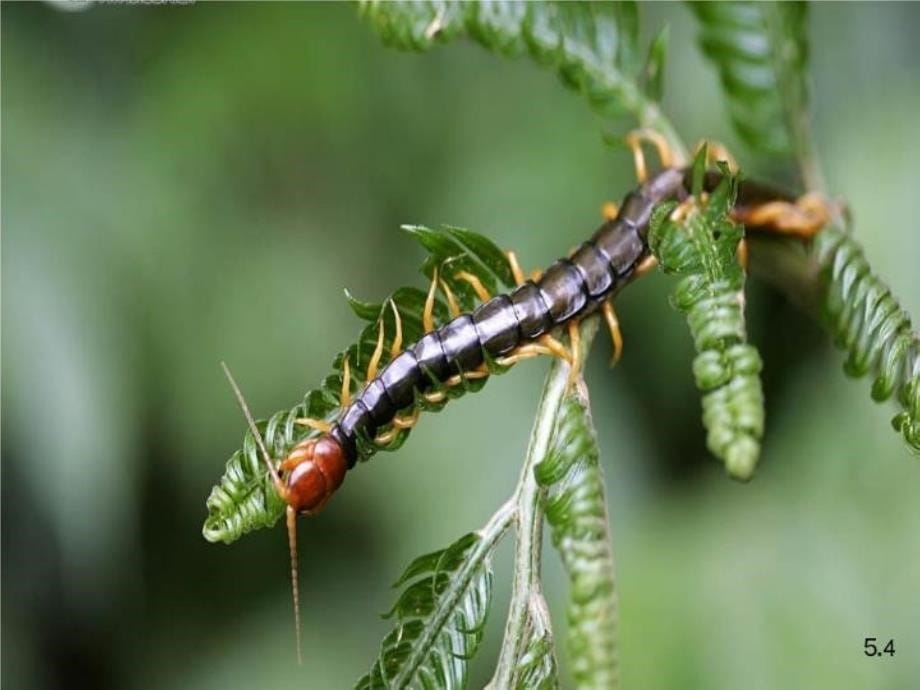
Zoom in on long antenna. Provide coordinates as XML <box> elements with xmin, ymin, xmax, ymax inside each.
<box><xmin>220</xmin><ymin>361</ymin><xmax>281</xmax><ymax>486</ymax></box>
<box><xmin>221</xmin><ymin>361</ymin><xmax>303</xmax><ymax>664</ymax></box>
<box><xmin>286</xmin><ymin>505</ymin><xmax>304</xmax><ymax>665</ymax></box>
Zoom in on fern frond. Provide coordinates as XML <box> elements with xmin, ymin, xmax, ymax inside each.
<box><xmin>648</xmin><ymin>164</ymin><xmax>765</xmax><ymax>480</ymax></box>
<box><xmin>356</xmin><ymin>511</ymin><xmax>512</xmax><ymax>690</ymax></box>
<box><xmin>203</xmin><ymin>226</ymin><xmax>514</xmax><ymax>544</ymax></box>
<box><xmin>361</xmin><ymin>1</ymin><xmax>658</xmax><ymax>123</ymax></box>
<box><xmin>814</xmin><ymin>227</ymin><xmax>920</xmax><ymax>452</ymax></box>
<box><xmin>535</xmin><ymin>391</ymin><xmax>619</xmax><ymax>689</ymax></box>
<box><xmin>688</xmin><ymin>1</ymin><xmax>809</xmax><ymax>155</ymax></box>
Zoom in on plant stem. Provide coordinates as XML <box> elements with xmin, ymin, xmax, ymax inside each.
<box><xmin>489</xmin><ymin>318</ymin><xmax>600</xmax><ymax>689</ymax></box>
<box><xmin>478</xmin><ymin>497</ymin><xmax>518</xmax><ymax>548</ymax></box>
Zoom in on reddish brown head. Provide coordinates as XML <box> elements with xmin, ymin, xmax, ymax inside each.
<box><xmin>282</xmin><ymin>435</ymin><xmax>347</xmax><ymax>515</ymax></box>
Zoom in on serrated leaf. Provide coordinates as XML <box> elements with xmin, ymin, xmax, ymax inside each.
<box><xmin>203</xmin><ymin>226</ymin><xmax>514</xmax><ymax>544</ymax></box>
<box><xmin>688</xmin><ymin>1</ymin><xmax>810</xmax><ymax>155</ymax></box>
<box><xmin>362</xmin><ymin>1</ymin><xmax>647</xmax><ymax>122</ymax></box>
<box><xmin>345</xmin><ymin>288</ymin><xmax>385</xmax><ymax>321</ymax></box>
<box><xmin>356</xmin><ymin>532</ymin><xmax>496</xmax><ymax>689</ymax></box>
<box><xmin>393</xmin><ymin>532</ymin><xmax>478</xmax><ymax>588</ymax></box>
<box><xmin>404</xmin><ymin>224</ymin><xmax>514</xmax><ymax>312</ymax></box>
<box><xmin>444</xmin><ymin>226</ymin><xmax>516</xmax><ymax>290</ymax></box>
<box><xmin>535</xmin><ymin>392</ymin><xmax>619</xmax><ymax>689</ymax></box>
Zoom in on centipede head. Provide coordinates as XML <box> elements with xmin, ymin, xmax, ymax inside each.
<box><xmin>282</xmin><ymin>435</ymin><xmax>347</xmax><ymax>515</ymax></box>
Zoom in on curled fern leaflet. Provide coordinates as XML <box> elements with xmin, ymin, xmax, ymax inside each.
<box><xmin>649</xmin><ymin>164</ymin><xmax>766</xmax><ymax>480</ymax></box>
<box><xmin>814</xmin><ymin>226</ymin><xmax>920</xmax><ymax>452</ymax></box>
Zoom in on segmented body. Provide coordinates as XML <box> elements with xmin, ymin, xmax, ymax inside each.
<box><xmin>327</xmin><ymin>168</ymin><xmax>687</xmax><ymax>467</ymax></box>
<box><xmin>648</xmin><ymin>172</ymin><xmax>764</xmax><ymax>480</ymax></box>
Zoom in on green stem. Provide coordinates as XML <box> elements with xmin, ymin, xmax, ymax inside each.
<box><xmin>489</xmin><ymin>318</ymin><xmax>600</xmax><ymax>689</ymax></box>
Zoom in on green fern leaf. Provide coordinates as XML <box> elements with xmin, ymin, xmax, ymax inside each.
<box><xmin>688</xmin><ymin>1</ymin><xmax>809</xmax><ymax>155</ymax></box>
<box><xmin>648</xmin><ymin>160</ymin><xmax>766</xmax><ymax>480</ymax></box>
<box><xmin>814</xmin><ymin>227</ymin><xmax>920</xmax><ymax>453</ymax></box>
<box><xmin>535</xmin><ymin>392</ymin><xmax>619</xmax><ymax>689</ymax></box>
<box><xmin>361</xmin><ymin>1</ymin><xmax>647</xmax><ymax>121</ymax></box>
<box><xmin>203</xmin><ymin>226</ymin><xmax>514</xmax><ymax>545</ymax></box>
<box><xmin>355</xmin><ymin>532</ymin><xmax>497</xmax><ymax>690</ymax></box>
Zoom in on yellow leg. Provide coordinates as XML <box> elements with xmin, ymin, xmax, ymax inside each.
<box><xmin>503</xmin><ymin>249</ymin><xmax>543</xmax><ymax>284</ymax></box>
<box><xmin>443</xmin><ymin>370</ymin><xmax>489</xmax><ymax>388</ymax></box>
<box><xmin>340</xmin><ymin>358</ymin><xmax>352</xmax><ymax>407</ymax></box>
<box><xmin>566</xmin><ymin>321</ymin><xmax>582</xmax><ymax>387</ymax></box>
<box><xmin>439</xmin><ymin>279</ymin><xmax>461</xmax><ymax>318</ymax></box>
<box><xmin>366</xmin><ymin>318</ymin><xmax>386</xmax><ymax>382</ymax></box>
<box><xmin>422</xmin><ymin>390</ymin><xmax>446</xmax><ymax>404</ymax></box>
<box><xmin>505</xmin><ymin>250</ymin><xmax>543</xmax><ymax>286</ymax></box>
<box><xmin>495</xmin><ymin>343</ymin><xmax>554</xmax><ymax>367</ymax></box>
<box><xmin>389</xmin><ymin>299</ymin><xmax>403</xmax><ymax>358</ymax></box>
<box><xmin>423</xmin><ymin>267</ymin><xmax>439</xmax><ymax>333</ymax></box>
<box><xmin>280</xmin><ymin>439</ymin><xmax>316</xmax><ymax>472</ymax></box>
<box><xmin>391</xmin><ymin>408</ymin><xmax>421</xmax><ymax>430</ymax></box>
<box><xmin>375</xmin><ymin>392</ymin><xmax>439</xmax><ymax>445</ymax></box>
<box><xmin>538</xmin><ymin>334</ymin><xmax>573</xmax><ymax>363</ymax></box>
<box><xmin>669</xmin><ymin>197</ymin><xmax>695</xmax><ymax>223</ymax></box>
<box><xmin>737</xmin><ymin>238</ymin><xmax>749</xmax><ymax>272</ymax></box>
<box><xmin>601</xmin><ymin>201</ymin><xmax>619</xmax><ymax>221</ymax></box>
<box><xmin>794</xmin><ymin>193</ymin><xmax>833</xmax><ymax>236</ymax></box>
<box><xmin>633</xmin><ymin>255</ymin><xmax>659</xmax><ymax>279</ymax></box>
<box><xmin>374</xmin><ymin>429</ymin><xmax>396</xmax><ymax>445</ymax></box>
<box><xmin>733</xmin><ymin>193</ymin><xmax>831</xmax><ymax>239</ymax></box>
<box><xmin>625</xmin><ymin>128</ymin><xmax>675</xmax><ymax>183</ymax></box>
<box><xmin>626</xmin><ymin>132</ymin><xmax>649</xmax><ymax>183</ymax></box>
<box><xmin>454</xmin><ymin>271</ymin><xmax>492</xmax><ymax>303</ymax></box>
<box><xmin>507</xmin><ymin>250</ymin><xmax>526</xmax><ymax>286</ymax></box>
<box><xmin>601</xmin><ymin>301</ymin><xmax>624</xmax><ymax>367</ymax></box>
<box><xmin>295</xmin><ymin>417</ymin><xmax>333</xmax><ymax>433</ymax></box>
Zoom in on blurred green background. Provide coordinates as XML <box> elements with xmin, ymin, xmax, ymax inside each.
<box><xmin>3</xmin><ymin>3</ymin><xmax>918</xmax><ymax>689</ymax></box>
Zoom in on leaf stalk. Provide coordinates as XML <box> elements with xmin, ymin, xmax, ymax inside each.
<box><xmin>489</xmin><ymin>317</ymin><xmax>600</xmax><ymax>689</ymax></box>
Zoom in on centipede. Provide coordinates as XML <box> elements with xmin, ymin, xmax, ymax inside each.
<box><xmin>207</xmin><ymin>135</ymin><xmax>833</xmax><ymax>661</ymax></box>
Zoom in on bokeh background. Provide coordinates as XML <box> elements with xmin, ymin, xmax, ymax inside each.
<box><xmin>3</xmin><ymin>3</ymin><xmax>919</xmax><ymax>689</ymax></box>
